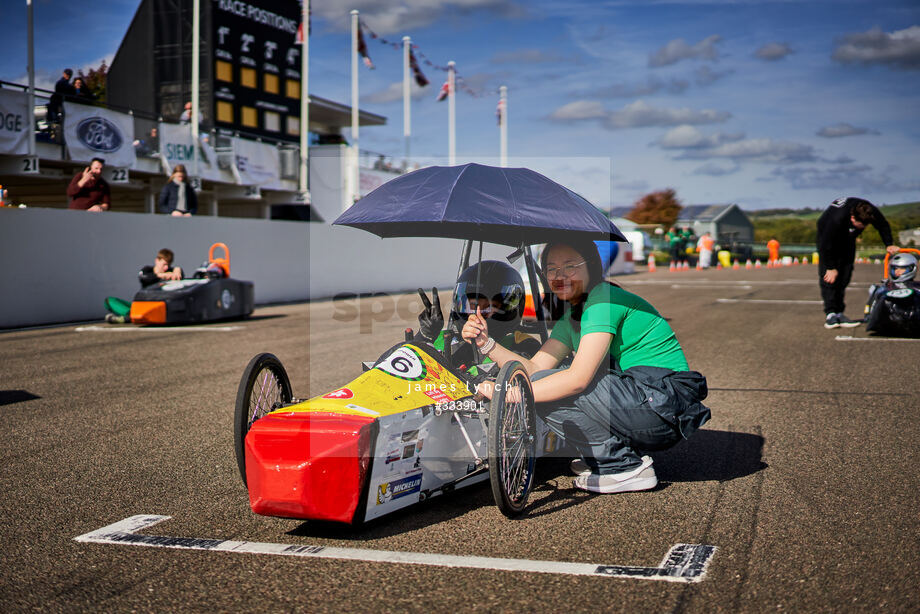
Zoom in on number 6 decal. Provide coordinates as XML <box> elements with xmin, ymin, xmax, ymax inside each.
<box><xmin>377</xmin><ymin>346</ymin><xmax>427</xmax><ymax>381</ymax></box>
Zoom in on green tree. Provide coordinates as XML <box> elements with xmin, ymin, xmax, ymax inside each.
<box><xmin>77</xmin><ymin>60</ymin><xmax>107</xmax><ymax>103</ymax></box>
<box><xmin>628</xmin><ymin>189</ymin><xmax>682</xmax><ymax>226</ymax></box>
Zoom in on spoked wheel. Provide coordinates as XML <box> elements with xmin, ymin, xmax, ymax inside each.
<box><xmin>234</xmin><ymin>353</ymin><xmax>293</xmax><ymax>486</ymax></box>
<box><xmin>488</xmin><ymin>361</ymin><xmax>537</xmax><ymax>518</ymax></box>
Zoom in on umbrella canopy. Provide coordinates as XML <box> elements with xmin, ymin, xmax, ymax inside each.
<box><xmin>333</xmin><ymin>163</ymin><xmax>626</xmax><ymax>247</ymax></box>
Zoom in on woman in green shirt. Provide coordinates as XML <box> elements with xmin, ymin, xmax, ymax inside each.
<box><xmin>462</xmin><ymin>240</ymin><xmax>710</xmax><ymax>494</ymax></box>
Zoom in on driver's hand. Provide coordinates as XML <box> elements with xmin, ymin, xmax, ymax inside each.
<box><xmin>474</xmin><ymin>379</ymin><xmax>494</xmax><ymax>400</ymax></box>
<box><xmin>461</xmin><ymin>306</ymin><xmax>489</xmax><ymax>347</ymax></box>
<box><xmin>887</xmin><ymin>245</ymin><xmax>901</xmax><ymax>256</ymax></box>
<box><xmin>416</xmin><ymin>287</ymin><xmax>444</xmax><ymax>341</ymax></box>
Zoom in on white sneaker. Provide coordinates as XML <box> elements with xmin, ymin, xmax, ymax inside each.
<box><xmin>835</xmin><ymin>313</ymin><xmax>861</xmax><ymax>328</ymax></box>
<box><xmin>574</xmin><ymin>456</ymin><xmax>657</xmax><ymax>494</ymax></box>
<box><xmin>570</xmin><ymin>458</ymin><xmax>592</xmax><ymax>476</ymax></box>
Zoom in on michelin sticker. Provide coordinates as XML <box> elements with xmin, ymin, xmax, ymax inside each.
<box><xmin>376</xmin><ymin>474</ymin><xmax>423</xmax><ymax>505</ymax></box>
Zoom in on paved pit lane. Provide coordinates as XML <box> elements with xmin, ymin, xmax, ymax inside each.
<box><xmin>2</xmin><ymin>263</ymin><xmax>918</xmax><ymax>612</ymax></box>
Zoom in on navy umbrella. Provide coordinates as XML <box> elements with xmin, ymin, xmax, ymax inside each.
<box><xmin>333</xmin><ymin>163</ymin><xmax>626</xmax><ymax>247</ymax></box>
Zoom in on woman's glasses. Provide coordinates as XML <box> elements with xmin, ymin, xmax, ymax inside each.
<box><xmin>545</xmin><ymin>261</ymin><xmax>586</xmax><ymax>279</ymax></box>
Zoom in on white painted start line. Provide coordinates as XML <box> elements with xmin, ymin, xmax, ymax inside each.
<box><xmin>716</xmin><ymin>298</ymin><xmax>822</xmax><ymax>304</ymax></box>
<box><xmin>671</xmin><ymin>284</ymin><xmax>752</xmax><ymax>290</ymax></box>
<box><xmin>75</xmin><ymin>325</ymin><xmax>243</xmax><ymax>332</ymax></box>
<box><xmin>836</xmin><ymin>335</ymin><xmax>920</xmax><ymax>343</ymax></box>
<box><xmin>74</xmin><ymin>515</ymin><xmax>717</xmax><ymax>583</ymax></box>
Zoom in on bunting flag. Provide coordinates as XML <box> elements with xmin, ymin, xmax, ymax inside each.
<box><xmin>409</xmin><ymin>49</ymin><xmax>429</xmax><ymax>87</ymax></box>
<box><xmin>436</xmin><ymin>81</ymin><xmax>451</xmax><ymax>102</ymax></box>
<box><xmin>496</xmin><ymin>98</ymin><xmax>505</xmax><ymax>125</ymax></box>
<box><xmin>357</xmin><ymin>24</ymin><xmax>375</xmax><ymax>69</ymax></box>
<box><xmin>295</xmin><ymin>2</ymin><xmax>310</xmax><ymax>44</ymax></box>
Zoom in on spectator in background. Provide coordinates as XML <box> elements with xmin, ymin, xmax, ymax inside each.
<box><xmin>158</xmin><ymin>164</ymin><xmax>198</xmax><ymax>217</ymax></box>
<box><xmin>70</xmin><ymin>77</ymin><xmax>96</xmax><ymax>103</ymax></box>
<box><xmin>697</xmin><ymin>232</ymin><xmax>715</xmax><ymax>269</ymax></box>
<box><xmin>48</xmin><ymin>68</ymin><xmax>74</xmax><ymax>122</ymax></box>
<box><xmin>133</xmin><ymin>127</ymin><xmax>158</xmax><ymax>157</ymax></box>
<box><xmin>767</xmin><ymin>238</ymin><xmax>780</xmax><ymax>265</ymax></box>
<box><xmin>67</xmin><ymin>158</ymin><xmax>110</xmax><ymax>211</ymax></box>
<box><xmin>180</xmin><ymin>102</ymin><xmax>192</xmax><ymax>122</ymax></box>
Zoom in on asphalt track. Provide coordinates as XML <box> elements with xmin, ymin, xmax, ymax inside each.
<box><xmin>2</xmin><ymin>262</ymin><xmax>918</xmax><ymax>613</ymax></box>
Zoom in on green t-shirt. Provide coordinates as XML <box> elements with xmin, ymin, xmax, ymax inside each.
<box><xmin>550</xmin><ymin>283</ymin><xmax>689</xmax><ymax>372</ymax></box>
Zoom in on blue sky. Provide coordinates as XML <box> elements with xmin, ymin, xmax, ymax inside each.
<box><xmin>3</xmin><ymin>0</ymin><xmax>919</xmax><ymax>210</ymax></box>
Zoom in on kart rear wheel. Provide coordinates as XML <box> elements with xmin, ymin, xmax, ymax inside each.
<box><xmin>488</xmin><ymin>361</ymin><xmax>537</xmax><ymax>518</ymax></box>
<box><xmin>234</xmin><ymin>353</ymin><xmax>293</xmax><ymax>486</ymax></box>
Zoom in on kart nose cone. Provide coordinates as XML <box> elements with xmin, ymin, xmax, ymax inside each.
<box><xmin>245</xmin><ymin>413</ymin><xmax>377</xmax><ymax>524</ymax></box>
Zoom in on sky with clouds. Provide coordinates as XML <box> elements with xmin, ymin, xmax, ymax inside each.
<box><xmin>3</xmin><ymin>0</ymin><xmax>919</xmax><ymax>210</ymax></box>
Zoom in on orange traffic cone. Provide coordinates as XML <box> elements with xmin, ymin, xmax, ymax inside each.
<box><xmin>696</xmin><ymin>260</ymin><xmax>702</xmax><ymax>270</ymax></box>
<box><xmin>755</xmin><ymin>260</ymin><xmax>762</xmax><ymax>269</ymax></box>
<box><xmin>682</xmin><ymin>261</ymin><xmax>690</xmax><ymax>271</ymax></box>
<box><xmin>732</xmin><ymin>260</ymin><xmax>740</xmax><ymax>270</ymax></box>
<box><xmin>669</xmin><ymin>261</ymin><xmax>676</xmax><ymax>272</ymax></box>
<box><xmin>801</xmin><ymin>256</ymin><xmax>808</xmax><ymax>265</ymax></box>
<box><xmin>717</xmin><ymin>261</ymin><xmax>723</xmax><ymax>269</ymax></box>
<box><xmin>745</xmin><ymin>260</ymin><xmax>753</xmax><ymax>270</ymax></box>
<box><xmin>648</xmin><ymin>254</ymin><xmax>657</xmax><ymax>272</ymax></box>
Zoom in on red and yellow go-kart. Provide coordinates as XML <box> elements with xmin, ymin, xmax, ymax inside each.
<box><xmin>234</xmin><ymin>341</ymin><xmax>563</xmax><ymax>524</ymax></box>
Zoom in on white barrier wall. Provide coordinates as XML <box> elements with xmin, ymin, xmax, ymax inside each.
<box><xmin>0</xmin><ymin>208</ymin><xmax>506</xmax><ymax>328</ymax></box>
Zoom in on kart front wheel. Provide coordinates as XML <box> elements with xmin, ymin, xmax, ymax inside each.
<box><xmin>488</xmin><ymin>361</ymin><xmax>537</xmax><ymax>518</ymax></box>
<box><xmin>234</xmin><ymin>353</ymin><xmax>293</xmax><ymax>486</ymax></box>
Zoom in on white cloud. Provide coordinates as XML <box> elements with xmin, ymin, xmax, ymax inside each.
<box><xmin>755</xmin><ymin>42</ymin><xmax>793</xmax><ymax>61</ymax></box>
<box><xmin>548</xmin><ymin>100</ymin><xmax>607</xmax><ymax>121</ymax></box>
<box><xmin>832</xmin><ymin>25</ymin><xmax>920</xmax><ymax>70</ymax></box>
<box><xmin>769</xmin><ymin>164</ymin><xmax>920</xmax><ymax>191</ymax></box>
<box><xmin>694</xmin><ymin>65</ymin><xmax>733</xmax><ymax>86</ymax></box>
<box><xmin>816</xmin><ymin>123</ymin><xmax>880</xmax><ymax>138</ymax></box>
<box><xmin>693</xmin><ymin>162</ymin><xmax>740</xmax><ymax>176</ymax></box>
<box><xmin>363</xmin><ymin>81</ymin><xmax>430</xmax><ymax>104</ymax></box>
<box><xmin>649</xmin><ymin>35</ymin><xmax>722</xmax><ymax>67</ymax></box>
<box><xmin>491</xmin><ymin>49</ymin><xmax>566</xmax><ymax>64</ymax></box>
<box><xmin>588</xmin><ymin>76</ymin><xmax>688</xmax><ymax>98</ymax></box>
<box><xmin>605</xmin><ymin>100</ymin><xmax>731</xmax><ymax>129</ymax></box>
<box><xmin>676</xmin><ymin>138</ymin><xmax>817</xmax><ymax>164</ymax></box>
<box><xmin>655</xmin><ymin>125</ymin><xmax>744</xmax><ymax>148</ymax></box>
<box><xmin>313</xmin><ymin>0</ymin><xmax>525</xmax><ymax>35</ymax></box>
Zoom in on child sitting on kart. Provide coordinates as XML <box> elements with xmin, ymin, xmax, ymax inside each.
<box><xmin>864</xmin><ymin>251</ymin><xmax>920</xmax><ymax>335</ymax></box>
<box><xmin>415</xmin><ymin>260</ymin><xmax>541</xmax><ymax>370</ymax></box>
<box><xmin>104</xmin><ymin>248</ymin><xmax>183</xmax><ymax>323</ymax></box>
<box><xmin>460</xmin><ymin>240</ymin><xmax>711</xmax><ymax>495</ymax></box>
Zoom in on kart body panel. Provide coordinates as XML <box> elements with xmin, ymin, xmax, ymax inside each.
<box><xmin>131</xmin><ymin>278</ymin><xmax>254</xmax><ymax>324</ymax></box>
<box><xmin>865</xmin><ymin>284</ymin><xmax>920</xmax><ymax>337</ymax></box>
<box><xmin>244</xmin><ymin>343</ymin><xmax>561</xmax><ymax>524</ymax></box>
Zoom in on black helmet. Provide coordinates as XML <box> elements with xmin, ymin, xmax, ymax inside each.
<box><xmin>452</xmin><ymin>260</ymin><xmax>525</xmax><ymax>339</ymax></box>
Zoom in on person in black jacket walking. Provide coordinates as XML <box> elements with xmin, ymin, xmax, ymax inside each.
<box><xmin>817</xmin><ymin>197</ymin><xmax>899</xmax><ymax>328</ymax></box>
<box><xmin>158</xmin><ymin>164</ymin><xmax>198</xmax><ymax>216</ymax></box>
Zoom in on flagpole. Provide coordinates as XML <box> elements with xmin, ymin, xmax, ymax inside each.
<box><xmin>403</xmin><ymin>36</ymin><xmax>411</xmax><ymax>167</ymax></box>
<box><xmin>350</xmin><ymin>9</ymin><xmax>360</xmax><ymax>202</ymax></box>
<box><xmin>499</xmin><ymin>85</ymin><xmax>507</xmax><ymax>168</ymax></box>
<box><xmin>299</xmin><ymin>0</ymin><xmax>310</xmax><ymax>196</ymax></box>
<box><xmin>191</xmin><ymin>0</ymin><xmax>201</xmax><ymax>190</ymax></box>
<box><xmin>26</xmin><ymin>0</ymin><xmax>36</xmax><ymax>157</ymax></box>
<box><xmin>447</xmin><ymin>60</ymin><xmax>455</xmax><ymax>166</ymax></box>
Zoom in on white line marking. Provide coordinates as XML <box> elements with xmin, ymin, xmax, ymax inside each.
<box><xmin>74</xmin><ymin>515</ymin><xmax>716</xmax><ymax>583</ymax></box>
<box><xmin>75</xmin><ymin>325</ymin><xmax>243</xmax><ymax>332</ymax></box>
<box><xmin>835</xmin><ymin>335</ymin><xmax>920</xmax><ymax>343</ymax></box>
<box><xmin>716</xmin><ymin>298</ymin><xmax>822</xmax><ymax>304</ymax></box>
<box><xmin>629</xmin><ymin>279</ymin><xmax>871</xmax><ymax>288</ymax></box>
<box><xmin>671</xmin><ymin>284</ymin><xmax>752</xmax><ymax>290</ymax></box>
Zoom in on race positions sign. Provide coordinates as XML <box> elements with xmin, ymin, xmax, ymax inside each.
<box><xmin>212</xmin><ymin>0</ymin><xmax>301</xmax><ymax>142</ymax></box>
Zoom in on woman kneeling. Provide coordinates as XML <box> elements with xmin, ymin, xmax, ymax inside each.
<box><xmin>462</xmin><ymin>241</ymin><xmax>711</xmax><ymax>494</ymax></box>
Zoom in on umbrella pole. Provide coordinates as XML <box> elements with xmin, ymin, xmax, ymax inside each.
<box><xmin>524</xmin><ymin>245</ymin><xmax>549</xmax><ymax>343</ymax></box>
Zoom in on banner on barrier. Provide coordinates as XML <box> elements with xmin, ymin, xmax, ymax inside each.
<box><xmin>63</xmin><ymin>102</ymin><xmax>136</xmax><ymax>168</ymax></box>
<box><xmin>233</xmin><ymin>136</ymin><xmax>282</xmax><ymax>189</ymax></box>
<box><xmin>157</xmin><ymin>123</ymin><xmax>223</xmax><ymax>181</ymax></box>
<box><xmin>0</xmin><ymin>89</ymin><xmax>30</xmax><ymax>155</ymax></box>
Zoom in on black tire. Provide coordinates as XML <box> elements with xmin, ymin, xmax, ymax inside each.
<box><xmin>488</xmin><ymin>361</ymin><xmax>537</xmax><ymax>518</ymax></box>
<box><xmin>234</xmin><ymin>353</ymin><xmax>293</xmax><ymax>486</ymax></box>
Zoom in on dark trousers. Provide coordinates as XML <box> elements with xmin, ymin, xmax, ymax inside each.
<box><xmin>532</xmin><ymin>367</ymin><xmax>708</xmax><ymax>474</ymax></box>
<box><xmin>819</xmin><ymin>261</ymin><xmax>854</xmax><ymax>315</ymax></box>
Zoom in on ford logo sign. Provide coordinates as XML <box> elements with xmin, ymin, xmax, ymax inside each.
<box><xmin>76</xmin><ymin>117</ymin><xmax>123</xmax><ymax>153</ymax></box>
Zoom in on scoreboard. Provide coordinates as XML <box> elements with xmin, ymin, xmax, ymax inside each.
<box><xmin>211</xmin><ymin>0</ymin><xmax>302</xmax><ymax>142</ymax></box>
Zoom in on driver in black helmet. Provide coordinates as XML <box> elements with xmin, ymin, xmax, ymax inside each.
<box><xmin>416</xmin><ymin>260</ymin><xmax>541</xmax><ymax>370</ymax></box>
